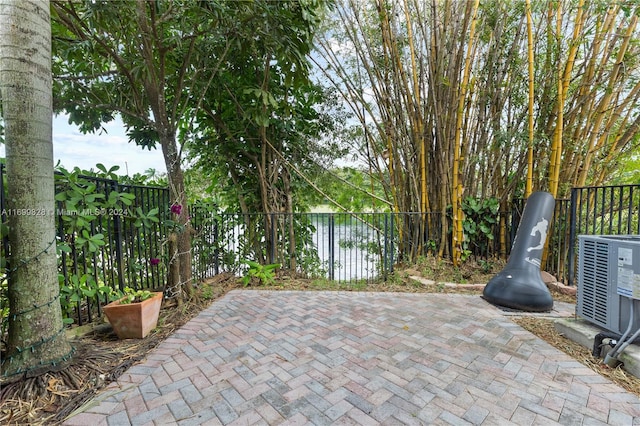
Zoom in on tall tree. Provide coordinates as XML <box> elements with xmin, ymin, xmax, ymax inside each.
<box><xmin>51</xmin><ymin>0</ymin><xmax>233</xmax><ymax>302</ymax></box>
<box><xmin>187</xmin><ymin>0</ymin><xmax>344</xmax><ymax>268</ymax></box>
<box><xmin>0</xmin><ymin>0</ymin><xmax>73</xmax><ymax>380</ymax></box>
<box><xmin>51</xmin><ymin>0</ymin><xmax>327</xmax><ymax>287</ymax></box>
<box><xmin>191</xmin><ymin>0</ymin><xmax>331</xmax><ymax>214</ymax></box>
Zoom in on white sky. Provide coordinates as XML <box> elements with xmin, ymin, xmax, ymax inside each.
<box><xmin>0</xmin><ymin>114</ymin><xmax>167</xmax><ymax>177</ymax></box>
<box><xmin>51</xmin><ymin>114</ymin><xmax>167</xmax><ymax>176</ymax></box>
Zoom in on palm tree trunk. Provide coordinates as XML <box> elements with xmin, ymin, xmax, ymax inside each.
<box><xmin>0</xmin><ymin>0</ymin><xmax>73</xmax><ymax>380</ymax></box>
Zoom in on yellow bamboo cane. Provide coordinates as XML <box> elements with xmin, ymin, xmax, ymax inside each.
<box><xmin>525</xmin><ymin>0</ymin><xmax>534</xmax><ymax>198</ymax></box>
<box><xmin>452</xmin><ymin>0</ymin><xmax>480</xmax><ymax>266</ymax></box>
<box><xmin>548</xmin><ymin>2</ymin><xmax>564</xmax><ymax>198</ymax></box>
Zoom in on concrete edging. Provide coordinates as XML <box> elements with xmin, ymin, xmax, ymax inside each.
<box><xmin>555</xmin><ymin>318</ymin><xmax>640</xmax><ymax>379</ymax></box>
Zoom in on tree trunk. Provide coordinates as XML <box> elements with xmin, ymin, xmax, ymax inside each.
<box><xmin>0</xmin><ymin>0</ymin><xmax>73</xmax><ymax>381</ymax></box>
<box><xmin>159</xmin><ymin>130</ymin><xmax>193</xmax><ymax>303</ymax></box>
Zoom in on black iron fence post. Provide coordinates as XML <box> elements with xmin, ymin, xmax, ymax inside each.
<box><xmin>390</xmin><ymin>213</ymin><xmax>395</xmax><ymax>275</ymax></box>
<box><xmin>328</xmin><ymin>213</ymin><xmax>334</xmax><ymax>281</ymax></box>
<box><xmin>213</xmin><ymin>213</ymin><xmax>220</xmax><ymax>276</ymax></box>
<box><xmin>110</xmin><ymin>180</ymin><xmax>126</xmax><ymax>291</ymax></box>
<box><xmin>567</xmin><ymin>188</ymin><xmax>579</xmax><ymax>287</ymax></box>
<box><xmin>383</xmin><ymin>213</ymin><xmax>391</xmax><ymax>279</ymax></box>
<box><xmin>269</xmin><ymin>213</ymin><xmax>275</xmax><ymax>266</ymax></box>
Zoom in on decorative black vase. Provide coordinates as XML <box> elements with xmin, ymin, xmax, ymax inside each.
<box><xmin>483</xmin><ymin>191</ymin><xmax>554</xmax><ymax>312</ymax></box>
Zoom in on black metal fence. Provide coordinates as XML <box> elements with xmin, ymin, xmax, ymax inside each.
<box><xmin>207</xmin><ymin>212</ymin><xmax>403</xmax><ymax>282</ymax></box>
<box><xmin>189</xmin><ymin>202</ymin><xmax>219</xmax><ymax>283</ymax></box>
<box><xmin>207</xmin><ymin>211</ymin><xmax>509</xmax><ymax>283</ymax></box>
<box><xmin>52</xmin><ymin>171</ymin><xmax>171</xmax><ymax>324</ymax></box>
<box><xmin>566</xmin><ymin>185</ymin><xmax>640</xmax><ymax>286</ymax></box>
<box><xmin>206</xmin><ymin>194</ymin><xmax>617</xmax><ymax>288</ymax></box>
<box><xmin>58</xmin><ymin>180</ymin><xmax>169</xmax><ymax>289</ymax></box>
<box><xmin>209</xmin><ymin>210</ymin><xmax>512</xmax><ymax>282</ymax></box>
<box><xmin>1</xmin><ymin>160</ymin><xmax>639</xmax><ymax>325</ymax></box>
<box><xmin>0</xmin><ymin>165</ymin><xmax>221</xmax><ymax>325</ymax></box>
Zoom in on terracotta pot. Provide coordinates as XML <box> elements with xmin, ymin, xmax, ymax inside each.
<box><xmin>103</xmin><ymin>292</ymin><xmax>163</xmax><ymax>339</ymax></box>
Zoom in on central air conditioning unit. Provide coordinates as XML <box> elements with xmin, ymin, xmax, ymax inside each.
<box><xmin>577</xmin><ymin>235</ymin><xmax>640</xmax><ymax>335</ymax></box>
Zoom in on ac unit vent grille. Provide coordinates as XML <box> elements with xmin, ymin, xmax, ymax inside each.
<box><xmin>577</xmin><ymin>235</ymin><xmax>640</xmax><ymax>335</ymax></box>
<box><xmin>578</xmin><ymin>239</ymin><xmax>610</xmax><ymax>327</ymax></box>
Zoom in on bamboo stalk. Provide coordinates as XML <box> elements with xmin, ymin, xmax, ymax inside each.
<box><xmin>525</xmin><ymin>0</ymin><xmax>534</xmax><ymax>197</ymax></box>
<box><xmin>548</xmin><ymin>1</ymin><xmax>563</xmax><ymax>198</ymax></box>
<box><xmin>576</xmin><ymin>12</ymin><xmax>638</xmax><ymax>188</ymax></box>
<box><xmin>452</xmin><ymin>0</ymin><xmax>479</xmax><ymax>266</ymax></box>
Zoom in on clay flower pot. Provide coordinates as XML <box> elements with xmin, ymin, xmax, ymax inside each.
<box><xmin>103</xmin><ymin>292</ymin><xmax>163</xmax><ymax>339</ymax></box>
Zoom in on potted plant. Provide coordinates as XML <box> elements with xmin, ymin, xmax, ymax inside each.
<box><xmin>103</xmin><ymin>287</ymin><xmax>163</xmax><ymax>339</ymax></box>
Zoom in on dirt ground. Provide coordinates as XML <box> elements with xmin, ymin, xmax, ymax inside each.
<box><xmin>1</xmin><ymin>259</ymin><xmax>639</xmax><ymax>425</ymax></box>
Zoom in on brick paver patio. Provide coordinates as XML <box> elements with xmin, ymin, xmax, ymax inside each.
<box><xmin>63</xmin><ymin>290</ymin><xmax>640</xmax><ymax>425</ymax></box>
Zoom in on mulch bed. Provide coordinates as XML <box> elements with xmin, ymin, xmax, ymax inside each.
<box><xmin>0</xmin><ymin>273</ymin><xmax>239</xmax><ymax>426</ymax></box>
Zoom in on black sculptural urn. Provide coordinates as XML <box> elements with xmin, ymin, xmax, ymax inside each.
<box><xmin>483</xmin><ymin>191</ymin><xmax>554</xmax><ymax>312</ymax></box>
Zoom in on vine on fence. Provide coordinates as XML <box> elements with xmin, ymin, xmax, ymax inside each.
<box><xmin>55</xmin><ymin>166</ymin><xmax>164</xmax><ymax>322</ymax></box>
<box><xmin>0</xmin><ymin>164</ymin><xmax>167</xmax><ymax>333</ymax></box>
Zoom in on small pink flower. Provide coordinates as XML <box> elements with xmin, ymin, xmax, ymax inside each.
<box><xmin>150</xmin><ymin>258</ymin><xmax>160</xmax><ymax>266</ymax></box>
<box><xmin>170</xmin><ymin>204</ymin><xmax>182</xmax><ymax>215</ymax></box>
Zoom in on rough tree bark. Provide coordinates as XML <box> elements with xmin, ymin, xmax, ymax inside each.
<box><xmin>0</xmin><ymin>0</ymin><xmax>73</xmax><ymax>380</ymax></box>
